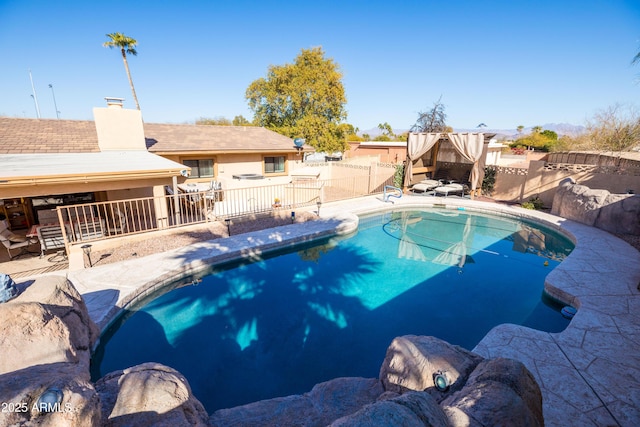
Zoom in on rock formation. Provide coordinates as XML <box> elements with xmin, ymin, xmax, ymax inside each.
<box><xmin>211</xmin><ymin>335</ymin><xmax>543</xmax><ymax>426</ymax></box>
<box><xmin>379</xmin><ymin>335</ymin><xmax>483</xmax><ymax>399</ymax></box>
<box><xmin>0</xmin><ymin>275</ymin><xmax>101</xmax><ymax>426</ymax></box>
<box><xmin>552</xmin><ymin>179</ymin><xmax>640</xmax><ymax>235</ymax></box>
<box><xmin>209</xmin><ymin>377</ymin><xmax>384</xmax><ymax>427</ymax></box>
<box><xmin>95</xmin><ymin>363</ymin><xmax>209</xmax><ymax>426</ymax></box>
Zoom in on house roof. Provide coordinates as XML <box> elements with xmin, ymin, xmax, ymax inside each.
<box><xmin>0</xmin><ymin>117</ymin><xmax>309</xmax><ymax>155</ymax></box>
<box><xmin>0</xmin><ymin>117</ymin><xmax>100</xmax><ymax>153</ymax></box>
<box><xmin>144</xmin><ymin>123</ymin><xmax>309</xmax><ymax>154</ymax></box>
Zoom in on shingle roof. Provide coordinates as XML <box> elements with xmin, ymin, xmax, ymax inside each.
<box><xmin>0</xmin><ymin>117</ymin><xmax>100</xmax><ymax>154</ymax></box>
<box><xmin>144</xmin><ymin>123</ymin><xmax>299</xmax><ymax>153</ymax></box>
<box><xmin>0</xmin><ymin>117</ymin><xmax>303</xmax><ymax>155</ymax></box>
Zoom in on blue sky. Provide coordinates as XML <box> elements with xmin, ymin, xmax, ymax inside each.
<box><xmin>1</xmin><ymin>0</ymin><xmax>639</xmax><ymax>131</ymax></box>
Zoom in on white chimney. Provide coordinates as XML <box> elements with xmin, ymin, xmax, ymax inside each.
<box><xmin>104</xmin><ymin>97</ymin><xmax>125</xmax><ymax>108</ymax></box>
<box><xmin>93</xmin><ymin>98</ymin><xmax>146</xmax><ymax>151</ymax></box>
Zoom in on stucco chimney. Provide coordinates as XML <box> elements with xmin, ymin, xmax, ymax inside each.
<box><xmin>93</xmin><ymin>98</ymin><xmax>146</xmax><ymax>151</ymax></box>
<box><xmin>105</xmin><ymin>97</ymin><xmax>125</xmax><ymax>108</ymax></box>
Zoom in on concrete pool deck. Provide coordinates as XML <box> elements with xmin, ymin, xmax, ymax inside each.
<box><xmin>63</xmin><ymin>195</ymin><xmax>640</xmax><ymax>426</ymax></box>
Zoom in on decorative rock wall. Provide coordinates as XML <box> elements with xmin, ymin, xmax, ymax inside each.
<box><xmin>0</xmin><ymin>276</ymin><xmax>101</xmax><ymax>426</ymax></box>
<box><xmin>0</xmin><ymin>278</ymin><xmax>544</xmax><ymax>426</ymax></box>
<box><xmin>551</xmin><ymin>179</ymin><xmax>640</xmax><ymax>235</ymax></box>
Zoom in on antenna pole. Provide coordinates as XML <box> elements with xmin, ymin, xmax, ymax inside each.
<box><xmin>29</xmin><ymin>69</ymin><xmax>41</xmax><ymax>118</ymax></box>
<box><xmin>49</xmin><ymin>84</ymin><xmax>60</xmax><ymax>119</ymax></box>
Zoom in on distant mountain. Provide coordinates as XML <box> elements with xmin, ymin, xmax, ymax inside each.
<box><xmin>455</xmin><ymin>123</ymin><xmax>586</xmax><ymax>140</ymax></box>
<box><xmin>358</xmin><ymin>123</ymin><xmax>586</xmax><ymax>140</ymax></box>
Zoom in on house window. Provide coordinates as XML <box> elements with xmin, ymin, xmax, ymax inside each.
<box><xmin>183</xmin><ymin>159</ymin><xmax>214</xmax><ymax>178</ymax></box>
<box><xmin>264</xmin><ymin>156</ymin><xmax>285</xmax><ymax>174</ymax></box>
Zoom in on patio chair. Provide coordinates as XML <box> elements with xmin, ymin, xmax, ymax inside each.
<box><xmin>37</xmin><ymin>225</ymin><xmax>69</xmax><ymax>258</ymax></box>
<box><xmin>0</xmin><ymin>223</ymin><xmax>33</xmax><ymax>259</ymax></box>
<box><xmin>108</xmin><ymin>208</ymin><xmax>128</xmax><ymax>235</ymax></box>
<box><xmin>411</xmin><ymin>179</ymin><xmax>442</xmax><ymax>194</ymax></box>
<box><xmin>433</xmin><ymin>183</ymin><xmax>468</xmax><ymax>197</ymax></box>
<box><xmin>74</xmin><ymin>218</ymin><xmax>106</xmax><ymax>241</ymax></box>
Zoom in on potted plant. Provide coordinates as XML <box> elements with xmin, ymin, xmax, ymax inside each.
<box><xmin>273</xmin><ymin>197</ymin><xmax>282</xmax><ymax>208</ymax></box>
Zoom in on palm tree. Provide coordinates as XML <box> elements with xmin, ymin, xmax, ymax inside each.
<box><xmin>103</xmin><ymin>32</ymin><xmax>140</xmax><ymax>110</ymax></box>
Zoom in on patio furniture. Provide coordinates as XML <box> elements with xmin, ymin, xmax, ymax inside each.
<box><xmin>74</xmin><ymin>218</ymin><xmax>106</xmax><ymax>241</ymax></box>
<box><xmin>108</xmin><ymin>208</ymin><xmax>128</xmax><ymax>235</ymax></box>
<box><xmin>411</xmin><ymin>179</ymin><xmax>442</xmax><ymax>194</ymax></box>
<box><xmin>0</xmin><ymin>222</ymin><xmax>35</xmax><ymax>259</ymax></box>
<box><xmin>433</xmin><ymin>183</ymin><xmax>466</xmax><ymax>197</ymax></box>
<box><xmin>37</xmin><ymin>224</ymin><xmax>69</xmax><ymax>258</ymax></box>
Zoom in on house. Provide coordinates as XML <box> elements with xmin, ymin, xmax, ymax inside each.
<box><xmin>0</xmin><ymin>100</ymin><xmax>311</xmax><ymax>231</ymax></box>
<box><xmin>345</xmin><ymin>140</ymin><xmax>406</xmax><ymax>164</ymax></box>
<box><xmin>145</xmin><ymin>122</ymin><xmax>313</xmax><ymax>189</ymax></box>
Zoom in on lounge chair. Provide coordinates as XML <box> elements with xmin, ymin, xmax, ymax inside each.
<box><xmin>411</xmin><ymin>179</ymin><xmax>442</xmax><ymax>194</ymax></box>
<box><xmin>433</xmin><ymin>183</ymin><xmax>467</xmax><ymax>197</ymax></box>
<box><xmin>0</xmin><ymin>222</ymin><xmax>34</xmax><ymax>259</ymax></box>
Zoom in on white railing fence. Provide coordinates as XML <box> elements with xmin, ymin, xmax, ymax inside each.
<box><xmin>55</xmin><ymin>174</ymin><xmax>395</xmax><ymax>247</ymax></box>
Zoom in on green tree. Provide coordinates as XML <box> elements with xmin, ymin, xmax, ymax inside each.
<box><xmin>632</xmin><ymin>47</ymin><xmax>640</xmax><ymax>67</ymax></box>
<box><xmin>512</xmin><ymin>128</ymin><xmax>558</xmax><ymax>152</ymax></box>
<box><xmin>339</xmin><ymin>123</ymin><xmax>363</xmax><ymax>142</ymax></box>
<box><xmin>233</xmin><ymin>115</ymin><xmax>251</xmax><ymax>126</ymax></box>
<box><xmin>246</xmin><ymin>47</ymin><xmax>348</xmax><ymax>152</ymax></box>
<box><xmin>540</xmin><ymin>129</ymin><xmax>558</xmax><ymax>140</ymax></box>
<box><xmin>411</xmin><ymin>96</ymin><xmax>447</xmax><ymax>132</ymax></box>
<box><xmin>517</xmin><ymin>125</ymin><xmax>524</xmax><ymax>135</ymax></box>
<box><xmin>196</xmin><ymin>116</ymin><xmax>232</xmax><ymax>126</ymax></box>
<box><xmin>103</xmin><ymin>32</ymin><xmax>141</xmax><ymax>110</ymax></box>
<box><xmin>377</xmin><ymin>122</ymin><xmax>395</xmax><ymax>138</ymax></box>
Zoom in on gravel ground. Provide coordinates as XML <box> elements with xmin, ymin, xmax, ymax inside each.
<box><xmin>92</xmin><ymin>211</ymin><xmax>317</xmax><ymax>267</ymax></box>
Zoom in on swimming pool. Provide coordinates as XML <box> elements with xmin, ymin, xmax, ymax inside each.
<box><xmin>91</xmin><ymin>208</ymin><xmax>574</xmax><ymax>412</ymax></box>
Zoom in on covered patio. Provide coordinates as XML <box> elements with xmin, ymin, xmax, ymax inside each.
<box><xmin>0</xmin><ymin>150</ymin><xmax>186</xmax><ymax>266</ymax></box>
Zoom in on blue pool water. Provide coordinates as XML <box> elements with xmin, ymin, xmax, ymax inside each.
<box><xmin>91</xmin><ymin>209</ymin><xmax>574</xmax><ymax>412</ymax></box>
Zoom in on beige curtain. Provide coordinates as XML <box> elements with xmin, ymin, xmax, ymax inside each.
<box><xmin>403</xmin><ymin>132</ymin><xmax>441</xmax><ymax>187</ymax></box>
<box><xmin>446</xmin><ymin>133</ymin><xmax>486</xmax><ymax>191</ymax></box>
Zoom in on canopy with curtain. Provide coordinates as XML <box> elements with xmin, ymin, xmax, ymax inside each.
<box><xmin>403</xmin><ymin>132</ymin><xmax>492</xmax><ymax>195</ymax></box>
<box><xmin>402</xmin><ymin>133</ymin><xmax>440</xmax><ymax>188</ymax></box>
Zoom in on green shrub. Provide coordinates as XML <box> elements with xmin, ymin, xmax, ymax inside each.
<box><xmin>393</xmin><ymin>164</ymin><xmax>405</xmax><ymax>188</ymax></box>
<box><xmin>482</xmin><ymin>167</ymin><xmax>496</xmax><ymax>195</ymax></box>
<box><xmin>522</xmin><ymin>196</ymin><xmax>544</xmax><ymax>210</ymax></box>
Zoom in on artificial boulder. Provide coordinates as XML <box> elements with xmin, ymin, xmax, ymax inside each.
<box><xmin>95</xmin><ymin>363</ymin><xmax>209</xmax><ymax>426</ymax></box>
<box><xmin>330</xmin><ymin>391</ymin><xmax>449</xmax><ymax>427</ymax></box>
<box><xmin>441</xmin><ymin>357</ymin><xmax>544</xmax><ymax>426</ymax></box>
<box><xmin>209</xmin><ymin>377</ymin><xmax>384</xmax><ymax>427</ymax></box>
<box><xmin>379</xmin><ymin>335</ymin><xmax>483</xmax><ymax>399</ymax></box>
<box><xmin>551</xmin><ymin>180</ymin><xmax>640</xmax><ymax>235</ymax></box>
<box><xmin>0</xmin><ymin>362</ymin><xmax>101</xmax><ymax>427</ymax></box>
<box><xmin>0</xmin><ymin>275</ymin><xmax>99</xmax><ymax>375</ymax></box>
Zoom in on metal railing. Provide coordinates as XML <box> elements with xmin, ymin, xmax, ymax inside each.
<box><xmin>383</xmin><ymin>185</ymin><xmax>403</xmax><ymax>203</ymax></box>
<box><xmin>54</xmin><ymin>173</ymin><xmax>395</xmax><ymax>248</ymax></box>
